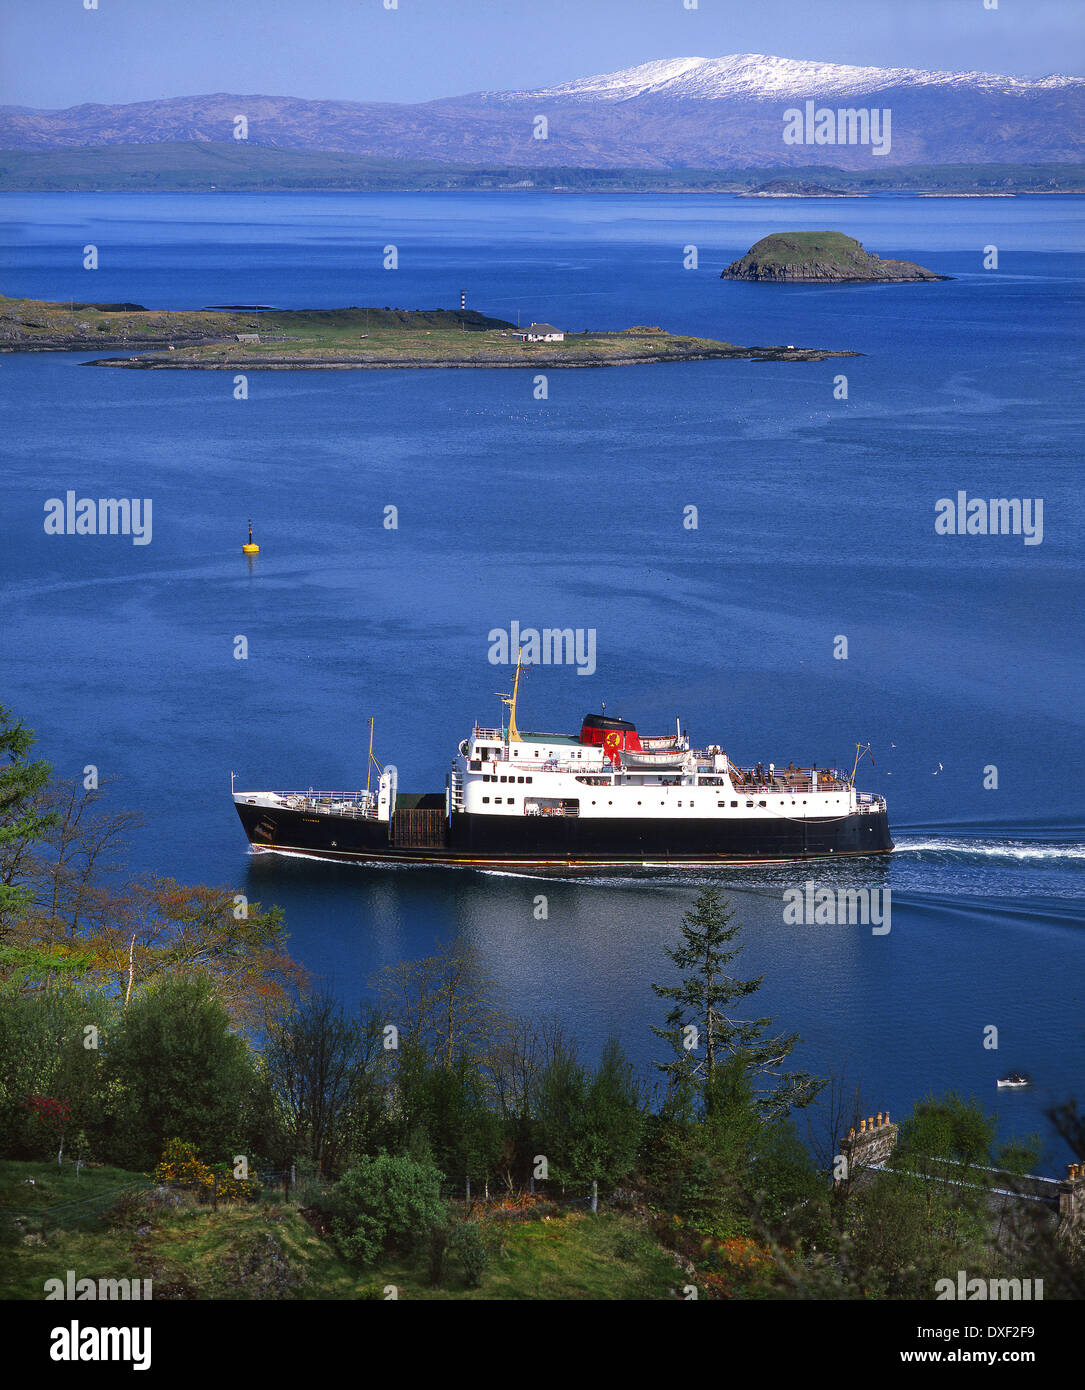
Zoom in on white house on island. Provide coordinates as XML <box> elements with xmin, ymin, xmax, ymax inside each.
<box><xmin>514</xmin><ymin>322</ymin><xmax>565</xmax><ymax>342</ymax></box>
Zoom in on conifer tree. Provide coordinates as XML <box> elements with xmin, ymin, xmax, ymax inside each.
<box><xmin>652</xmin><ymin>888</ymin><xmax>824</xmax><ymax>1118</ymax></box>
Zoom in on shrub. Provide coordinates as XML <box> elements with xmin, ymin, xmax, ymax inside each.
<box><xmin>327</xmin><ymin>1152</ymin><xmax>444</xmax><ymax>1266</ymax></box>
<box><xmin>152</xmin><ymin>1138</ymin><xmax>257</xmax><ymax>1202</ymax></box>
<box><xmin>451</xmin><ymin>1220</ymin><xmax>492</xmax><ymax>1288</ymax></box>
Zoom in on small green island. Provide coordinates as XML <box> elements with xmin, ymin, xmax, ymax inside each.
<box><xmin>0</xmin><ymin>295</ymin><xmax>857</xmax><ymax>368</ymax></box>
<box><xmin>720</xmin><ymin>230</ymin><xmax>950</xmax><ymax>282</ymax></box>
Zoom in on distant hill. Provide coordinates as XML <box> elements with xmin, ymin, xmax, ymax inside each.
<box><xmin>1</xmin><ymin>53</ymin><xmax>1082</xmax><ymax>170</ymax></box>
<box><xmin>720</xmin><ymin>231</ymin><xmax>949</xmax><ymax>282</ymax></box>
<box><xmin>1</xmin><ymin>145</ymin><xmax>1082</xmax><ymax>194</ymax></box>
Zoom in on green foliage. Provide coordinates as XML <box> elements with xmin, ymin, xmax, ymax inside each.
<box><xmin>831</xmin><ymin>1091</ymin><xmax>1014</xmax><ymax>1298</ymax></box>
<box><xmin>450</xmin><ymin>1220</ymin><xmax>493</xmax><ymax>1288</ymax></box>
<box><xmin>531</xmin><ymin>1036</ymin><xmax>645</xmax><ymax>1189</ymax></box>
<box><xmin>0</xmin><ymin>707</ymin><xmax>57</xmax><ymax>932</ymax></box>
<box><xmin>652</xmin><ymin>889</ymin><xmax>825</xmax><ymax>1118</ymax></box>
<box><xmin>327</xmin><ymin>1152</ymin><xmax>445</xmax><ymax>1266</ymax></box>
<box><xmin>391</xmin><ymin>1043</ymin><xmax>506</xmax><ymax>1186</ymax></box>
<box><xmin>896</xmin><ymin>1091</ymin><xmax>996</xmax><ymax>1173</ymax></box>
<box><xmin>102</xmin><ymin>976</ymin><xmax>260</xmax><ymax>1170</ymax></box>
<box><xmin>0</xmin><ymin>978</ymin><xmax>115</xmax><ymax>1159</ymax></box>
<box><xmin>265</xmin><ymin>994</ymin><xmax>385</xmax><ymax>1174</ymax></box>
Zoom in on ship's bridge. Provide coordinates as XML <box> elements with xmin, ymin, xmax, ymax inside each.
<box><xmin>464</xmin><ymin>727</ymin><xmax>607</xmax><ymax>770</ymax></box>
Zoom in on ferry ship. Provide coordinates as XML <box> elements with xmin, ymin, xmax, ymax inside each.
<box><xmin>232</xmin><ymin>656</ymin><xmax>892</xmax><ymax>873</ymax></box>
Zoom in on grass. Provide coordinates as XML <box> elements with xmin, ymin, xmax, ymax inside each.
<box><xmin>377</xmin><ymin>1212</ymin><xmax>679</xmax><ymax>1301</ymax></box>
<box><xmin>0</xmin><ymin>294</ymin><xmax>754</xmax><ymax>364</ymax></box>
<box><xmin>0</xmin><ymin>1159</ymin><xmax>680</xmax><ymax>1300</ymax></box>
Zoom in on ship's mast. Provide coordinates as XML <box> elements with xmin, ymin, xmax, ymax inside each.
<box><xmin>498</xmin><ymin>647</ymin><xmax>526</xmax><ymax>744</ymax></box>
<box><xmin>849</xmin><ymin>741</ymin><xmax>872</xmax><ymax>787</ymax></box>
<box><xmin>366</xmin><ymin>717</ymin><xmax>375</xmax><ymax>795</ymax></box>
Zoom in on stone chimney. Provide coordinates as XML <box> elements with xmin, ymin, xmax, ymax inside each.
<box><xmin>1057</xmin><ymin>1163</ymin><xmax>1085</xmax><ymax>1250</ymax></box>
<box><xmin>837</xmin><ymin>1110</ymin><xmax>899</xmax><ymax>1185</ymax></box>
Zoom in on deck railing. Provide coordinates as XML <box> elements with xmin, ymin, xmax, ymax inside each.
<box><xmin>261</xmin><ymin>791</ymin><xmax>380</xmax><ymax>820</ymax></box>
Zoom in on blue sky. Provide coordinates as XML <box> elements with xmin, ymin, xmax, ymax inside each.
<box><xmin>2</xmin><ymin>0</ymin><xmax>1082</xmax><ymax>108</ymax></box>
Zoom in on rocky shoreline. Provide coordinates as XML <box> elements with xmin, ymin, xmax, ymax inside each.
<box><xmin>83</xmin><ymin>344</ymin><xmax>859</xmax><ymax>369</ymax></box>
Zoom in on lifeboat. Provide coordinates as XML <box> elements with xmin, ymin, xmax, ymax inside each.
<box><xmin>621</xmin><ymin>747</ymin><xmax>688</xmax><ymax>771</ymax></box>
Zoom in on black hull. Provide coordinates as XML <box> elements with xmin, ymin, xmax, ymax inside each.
<box><xmin>234</xmin><ymin>799</ymin><xmax>893</xmax><ymax>874</ymax></box>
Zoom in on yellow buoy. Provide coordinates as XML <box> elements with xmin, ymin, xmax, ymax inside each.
<box><xmin>242</xmin><ymin>519</ymin><xmax>259</xmax><ymax>555</ymax></box>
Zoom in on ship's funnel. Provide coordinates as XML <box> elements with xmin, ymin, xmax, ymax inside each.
<box><xmin>579</xmin><ymin>713</ymin><xmax>642</xmax><ymax>762</ymax></box>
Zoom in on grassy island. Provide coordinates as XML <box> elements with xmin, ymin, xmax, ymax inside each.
<box><xmin>720</xmin><ymin>230</ymin><xmax>950</xmax><ymax>282</ymax></box>
<box><xmin>0</xmin><ymin>295</ymin><xmax>857</xmax><ymax>368</ymax></box>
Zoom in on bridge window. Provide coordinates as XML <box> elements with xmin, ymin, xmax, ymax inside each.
<box><xmin>482</xmin><ymin>797</ymin><xmax>490</xmax><ymax>804</ymax></box>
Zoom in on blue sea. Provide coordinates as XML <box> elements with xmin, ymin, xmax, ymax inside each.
<box><xmin>2</xmin><ymin>192</ymin><xmax>1083</xmax><ymax>1168</ymax></box>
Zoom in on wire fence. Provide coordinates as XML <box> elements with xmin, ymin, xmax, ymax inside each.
<box><xmin>6</xmin><ymin>1164</ymin><xmax>622</xmax><ymax>1241</ymax></box>
<box><xmin>7</xmin><ymin>1176</ymin><xmax>154</xmax><ymax>1234</ymax></box>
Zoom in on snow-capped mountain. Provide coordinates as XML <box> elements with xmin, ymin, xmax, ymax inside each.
<box><xmin>2</xmin><ymin>54</ymin><xmax>1082</xmax><ymax>169</ymax></box>
<box><xmin>489</xmin><ymin>53</ymin><xmax>1084</xmax><ymax>103</ymax></box>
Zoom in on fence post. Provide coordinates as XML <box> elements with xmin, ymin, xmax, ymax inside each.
<box><xmin>290</xmin><ymin>1163</ymin><xmax>296</xmax><ymax>1192</ymax></box>
<box><xmin>283</xmin><ymin>1170</ymin><xmax>289</xmax><ymax>1200</ymax></box>
<box><xmin>529</xmin><ymin>1174</ymin><xmax>535</xmax><ymax>1196</ymax></box>
<box><xmin>591</xmin><ymin>1180</ymin><xmax>598</xmax><ymax>1214</ymax></box>
<box><xmin>465</xmin><ymin>1175</ymin><xmax>471</xmax><ymax>1208</ymax></box>
<box><xmin>211</xmin><ymin>1174</ymin><xmax>218</xmax><ymax>1212</ymax></box>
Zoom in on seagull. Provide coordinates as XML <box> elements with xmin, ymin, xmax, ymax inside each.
<box><xmin>933</xmin><ymin>762</ymin><xmax>943</xmax><ymax>775</ymax></box>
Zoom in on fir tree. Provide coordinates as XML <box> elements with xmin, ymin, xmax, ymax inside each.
<box><xmin>651</xmin><ymin>888</ymin><xmax>824</xmax><ymax>1118</ymax></box>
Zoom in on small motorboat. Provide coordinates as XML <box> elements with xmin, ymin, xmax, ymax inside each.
<box><xmin>997</xmin><ymin>1073</ymin><xmax>1029</xmax><ymax>1089</ymax></box>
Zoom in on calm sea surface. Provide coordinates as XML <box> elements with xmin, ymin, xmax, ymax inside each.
<box><xmin>2</xmin><ymin>193</ymin><xmax>1083</xmax><ymax>1166</ymax></box>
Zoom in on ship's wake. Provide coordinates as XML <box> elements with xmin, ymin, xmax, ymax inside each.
<box><xmin>892</xmin><ymin>837</ymin><xmax>1085</xmax><ymax>864</ymax></box>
